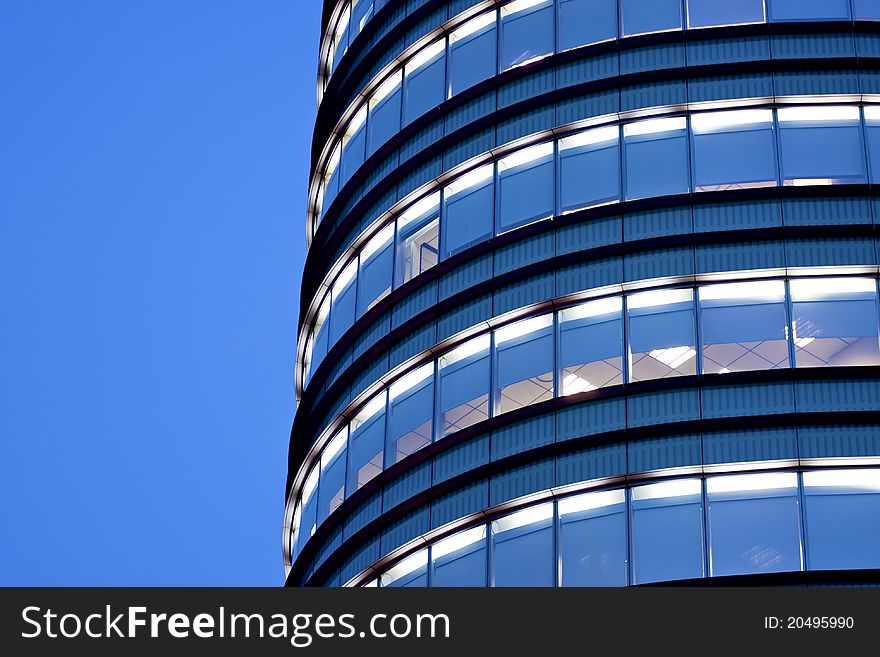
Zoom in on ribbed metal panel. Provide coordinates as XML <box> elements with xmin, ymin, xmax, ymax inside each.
<box><xmin>703</xmin><ymin>427</ymin><xmax>798</xmax><ymax>465</ymax></box>
<box><xmin>694</xmin><ymin>200</ymin><xmax>782</xmax><ymax>233</ymax></box>
<box><xmin>556</xmin><ymin>53</ymin><xmax>618</xmax><ymax>89</ymax></box>
<box><xmin>446</xmin><ymin>0</ymin><xmax>483</xmax><ymax>17</ymax></box>
<box><xmin>493</xmin><ymin>272</ymin><xmax>555</xmax><ymax>315</ymax></box>
<box><xmin>439</xmin><ymin>253</ymin><xmax>493</xmax><ymax>301</ymax></box>
<box><xmin>695</xmin><ymin>240</ymin><xmax>785</xmax><ymax>274</ymax></box>
<box><xmin>491</xmin><ymin>415</ymin><xmax>554</xmax><ymax>461</ymax></box>
<box><xmin>367</xmin><ymin>35</ymin><xmax>405</xmax><ymax>83</ymax></box>
<box><xmin>555</xmin><ymin>89</ymin><xmax>619</xmax><ymax>125</ymax></box>
<box><xmin>432</xmin><ymin>434</ymin><xmax>490</xmax><ymax>484</ymax></box>
<box><xmin>686</xmin><ymin>36</ymin><xmax>770</xmax><ymax>66</ymax></box>
<box><xmin>624</xmin><ymin>207</ymin><xmax>693</xmax><ymax>242</ymax></box>
<box><xmin>556</xmin><ymin>216</ymin><xmax>621</xmax><ymax>255</ymax></box>
<box><xmin>620</xmin><ymin>80</ymin><xmax>687</xmax><ymax>111</ymax></box>
<box><xmin>326</xmin><ymin>350</ymin><xmax>353</xmax><ymax>390</ymax></box>
<box><xmin>350</xmin><ymin>355</ymin><xmax>390</xmax><ymax>400</ymax></box>
<box><xmin>627</xmin><ymin>389</ymin><xmax>700</xmax><ymax>428</ymax></box>
<box><xmin>431</xmin><ymin>480</ymin><xmax>489</xmax><ymax>529</ymax></box>
<box><xmin>860</xmin><ymin>69</ymin><xmax>880</xmax><ymax>95</ymax></box>
<box><xmin>785</xmin><ymin>237</ymin><xmax>876</xmax><ymax>268</ymax></box>
<box><xmin>444</xmin><ymin>92</ymin><xmax>497</xmax><ymax>135</ymax></box>
<box><xmin>436</xmin><ymin>293</ymin><xmax>492</xmax><ymax>340</ymax></box>
<box><xmin>352</xmin><ymin>312</ymin><xmax>391</xmax><ymax>361</ymax></box>
<box><xmin>380</xmin><ymin>507</ymin><xmax>431</xmax><ymax>555</ymax></box>
<box><xmin>620</xmin><ymin>43</ymin><xmax>685</xmax><ymax>75</ymax></box>
<box><xmin>339</xmin><ymin>537</ymin><xmax>381</xmax><ymax>586</ymax></box>
<box><xmin>795</xmin><ymin>379</ymin><xmax>880</xmax><ymax>413</ymax></box>
<box><xmin>498</xmin><ymin>69</ymin><xmax>555</xmax><ymax>109</ymax></box>
<box><xmin>315</xmin><ymin>526</ymin><xmax>343</xmax><ymax>571</ymax></box>
<box><xmin>391</xmin><ymin>280</ymin><xmax>438</xmax><ymax>329</ymax></box>
<box><xmin>383</xmin><ymin>461</ymin><xmax>431</xmax><ymax>511</ymax></box>
<box><xmin>855</xmin><ymin>33</ymin><xmax>880</xmax><ymax>58</ymax></box>
<box><xmin>702</xmin><ymin>381</ymin><xmax>795</xmax><ymax>419</ymax></box>
<box><xmin>388</xmin><ymin>323</ymin><xmax>437</xmax><ymax>369</ymax></box>
<box><xmin>496</xmin><ymin>106</ymin><xmax>555</xmax><ymax>144</ymax></box>
<box><xmin>399</xmin><ymin>121</ymin><xmax>445</xmax><ymax>162</ymax></box>
<box><xmin>405</xmin><ymin>6</ymin><xmax>445</xmax><ymax>47</ymax></box>
<box><xmin>783</xmin><ymin>197</ymin><xmax>873</xmax><ymax>227</ymax></box>
<box><xmin>556</xmin><ymin>398</ymin><xmax>626</xmax><ymax>443</ymax></box>
<box><xmin>442</xmin><ymin>127</ymin><xmax>496</xmax><ymax>169</ymax></box>
<box><xmin>556</xmin><ymin>442</ymin><xmax>626</xmax><ymax>487</ymax></box>
<box><xmin>628</xmin><ymin>433</ymin><xmax>702</xmax><ymax>473</ymax></box>
<box><xmin>771</xmin><ymin>33</ymin><xmax>855</xmax><ymax>60</ymax></box>
<box><xmin>687</xmin><ymin>73</ymin><xmax>773</xmax><ymax>103</ymax></box>
<box><xmin>495</xmin><ymin>232</ymin><xmax>554</xmax><ymax>276</ymax></box>
<box><xmin>798</xmin><ymin>424</ymin><xmax>880</xmax><ymax>459</ymax></box>
<box><xmin>773</xmin><ymin>69</ymin><xmax>860</xmax><ymax>96</ymax></box>
<box><xmin>624</xmin><ymin>246</ymin><xmax>695</xmax><ymax>281</ymax></box>
<box><xmin>489</xmin><ymin>458</ymin><xmax>555</xmax><ymax>505</ymax></box>
<box><xmin>556</xmin><ymin>256</ymin><xmax>623</xmax><ymax>296</ymax></box>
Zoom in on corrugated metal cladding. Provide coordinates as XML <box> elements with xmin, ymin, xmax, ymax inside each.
<box><xmin>292</xmin><ymin>1</ymin><xmax>880</xmax><ymax>586</ymax></box>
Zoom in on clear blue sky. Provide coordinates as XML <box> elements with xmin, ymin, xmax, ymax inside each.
<box><xmin>0</xmin><ymin>0</ymin><xmax>320</xmax><ymax>585</ymax></box>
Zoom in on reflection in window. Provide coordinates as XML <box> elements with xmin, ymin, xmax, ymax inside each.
<box><xmin>330</xmin><ymin>5</ymin><xmax>351</xmax><ymax>75</ymax></box>
<box><xmin>778</xmin><ymin>106</ymin><xmax>865</xmax><ymax>186</ymax></box>
<box><xmin>492</xmin><ymin>504</ymin><xmax>554</xmax><ymax>586</ymax></box>
<box><xmin>687</xmin><ymin>0</ymin><xmax>764</xmax><ymax>28</ymax></box>
<box><xmin>624</xmin><ymin>117</ymin><xmax>690</xmax><ymax>200</ymax></box>
<box><xmin>500</xmin><ymin>0</ymin><xmax>554</xmax><ymax>71</ymax></box>
<box><xmin>769</xmin><ymin>0</ymin><xmax>851</xmax><ymax>21</ymax></box>
<box><xmin>789</xmin><ymin>278</ymin><xmax>880</xmax><ymax>368</ymax></box>
<box><xmin>294</xmin><ymin>465</ymin><xmax>319</xmax><ymax>558</ymax></box>
<box><xmin>442</xmin><ymin>164</ymin><xmax>494</xmax><ymax>258</ymax></box>
<box><xmin>631</xmin><ymin>480</ymin><xmax>704</xmax><ymax>584</ymax></box>
<box><xmin>854</xmin><ymin>0</ymin><xmax>880</xmax><ymax>20</ymax></box>
<box><xmin>319</xmin><ymin>143</ymin><xmax>342</xmax><ymax>221</ymax></box>
<box><xmin>691</xmin><ymin>109</ymin><xmax>777</xmax><ymax>192</ymax></box>
<box><xmin>404</xmin><ymin>40</ymin><xmax>446</xmax><ymax>126</ymax></box>
<box><xmin>396</xmin><ymin>193</ymin><xmax>440</xmax><ymax>286</ymax></box>
<box><xmin>699</xmin><ymin>280</ymin><xmax>789</xmax><ymax>374</ymax></box>
<box><xmin>340</xmin><ymin>107</ymin><xmax>367</xmax><ymax>184</ymax></box>
<box><xmin>367</xmin><ymin>71</ymin><xmax>402</xmax><ymax>156</ymax></box>
<box><xmin>388</xmin><ymin>363</ymin><xmax>434</xmax><ymax>465</ymax></box>
<box><xmin>318</xmin><ymin>429</ymin><xmax>348</xmax><ymax>524</ymax></box>
<box><xmin>559</xmin><ymin>490</ymin><xmax>628</xmax><ymax>586</ymax></box>
<box><xmin>803</xmin><ymin>470</ymin><xmax>880</xmax><ymax>570</ymax></box>
<box><xmin>306</xmin><ymin>295</ymin><xmax>331</xmax><ymax>383</ymax></box>
<box><xmin>347</xmin><ymin>392</ymin><xmax>387</xmax><ymax>495</ymax></box>
<box><xmin>559</xmin><ymin>297</ymin><xmax>623</xmax><ymax>395</ymax></box>
<box><xmin>438</xmin><ymin>335</ymin><xmax>491</xmax><ymax>437</ymax></box>
<box><xmin>357</xmin><ymin>224</ymin><xmax>394</xmax><ymax>316</ymax></box>
<box><xmin>621</xmin><ymin>0</ymin><xmax>682</xmax><ymax>37</ymax></box>
<box><xmin>628</xmin><ymin>289</ymin><xmax>697</xmax><ymax>382</ymax></box>
<box><xmin>328</xmin><ymin>260</ymin><xmax>358</xmax><ymax>346</ymax></box>
<box><xmin>495</xmin><ymin>314</ymin><xmax>554</xmax><ymax>415</ymax></box>
<box><xmin>707</xmin><ymin>473</ymin><xmax>802</xmax><ymax>577</ymax></box>
<box><xmin>351</xmin><ymin>0</ymin><xmax>374</xmax><ymax>39</ymax></box>
<box><xmin>558</xmin><ymin>0</ymin><xmax>617</xmax><ymax>51</ymax></box>
<box><xmin>863</xmin><ymin>106</ymin><xmax>880</xmax><ymax>183</ymax></box>
<box><xmin>432</xmin><ymin>526</ymin><xmax>488</xmax><ymax>586</ymax></box>
<box><xmin>497</xmin><ymin>142</ymin><xmax>554</xmax><ymax>233</ymax></box>
<box><xmin>381</xmin><ymin>549</ymin><xmax>428</xmax><ymax>587</ymax></box>
<box><xmin>558</xmin><ymin>126</ymin><xmax>620</xmax><ymax>213</ymax></box>
<box><xmin>449</xmin><ymin>11</ymin><xmax>497</xmax><ymax>96</ymax></box>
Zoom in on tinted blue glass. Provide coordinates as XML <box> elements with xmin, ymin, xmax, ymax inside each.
<box><xmin>498</xmin><ymin>148</ymin><xmax>554</xmax><ymax>232</ymax></box>
<box><xmin>628</xmin><ymin>291</ymin><xmax>697</xmax><ymax>381</ymax></box>
<box><xmin>779</xmin><ymin>111</ymin><xmax>866</xmax><ymax>184</ymax></box>
<box><xmin>383</xmin><ymin>558</ymin><xmax>428</xmax><ymax>588</ymax></box>
<box><xmin>559</xmin><ymin>300</ymin><xmax>624</xmax><ymax>393</ymax></box>
<box><xmin>340</xmin><ymin>122</ymin><xmax>367</xmax><ymax>185</ymax></box>
<box><xmin>396</xmin><ymin>203</ymin><xmax>440</xmax><ymax>286</ymax></box>
<box><xmin>559</xmin><ymin>129</ymin><xmax>620</xmax><ymax>211</ymax></box>
<box><xmin>500</xmin><ymin>0</ymin><xmax>554</xmax><ymax>71</ymax></box>
<box><xmin>309</xmin><ymin>312</ymin><xmax>331</xmax><ymax>380</ymax></box>
<box><xmin>347</xmin><ymin>405</ymin><xmax>386</xmax><ymax>495</ymax></box>
<box><xmin>404</xmin><ymin>48</ymin><xmax>446</xmax><ymax>125</ymax></box>
<box><xmin>769</xmin><ymin>0</ymin><xmax>850</xmax><ymax>21</ymax></box>
<box><xmin>351</xmin><ymin>0</ymin><xmax>373</xmax><ymax>37</ymax></box>
<box><xmin>804</xmin><ymin>479</ymin><xmax>880</xmax><ymax>570</ymax></box>
<box><xmin>493</xmin><ymin>515</ymin><xmax>554</xmax><ymax>586</ymax></box>
<box><xmin>558</xmin><ymin>0</ymin><xmax>617</xmax><ymax>51</ymax></box>
<box><xmin>687</xmin><ymin>0</ymin><xmax>765</xmax><ymax>27</ymax></box>
<box><xmin>323</xmin><ymin>164</ymin><xmax>341</xmax><ymax>214</ymax></box>
<box><xmin>495</xmin><ymin>318</ymin><xmax>554</xmax><ymax>414</ymax></box>
<box><xmin>438</xmin><ymin>341</ymin><xmax>491</xmax><ymax>437</ymax></box>
<box><xmin>357</xmin><ymin>233</ymin><xmax>393</xmax><ymax>316</ymax></box>
<box><xmin>624</xmin><ymin>120</ymin><xmax>689</xmax><ymax>200</ymax></box>
<box><xmin>449</xmin><ymin>17</ymin><xmax>497</xmax><ymax>95</ymax></box>
<box><xmin>432</xmin><ymin>533</ymin><xmax>488</xmax><ymax>587</ymax></box>
<box><xmin>318</xmin><ymin>446</ymin><xmax>346</xmax><ymax>524</ymax></box>
<box><xmin>692</xmin><ymin>113</ymin><xmax>777</xmax><ymax>191</ymax></box>
<box><xmin>328</xmin><ymin>272</ymin><xmax>357</xmax><ymax>346</ymax></box>
<box><xmin>368</xmin><ymin>83</ymin><xmax>402</xmax><ymax>155</ymax></box>
<box><xmin>388</xmin><ymin>371</ymin><xmax>434</xmax><ymax>465</ymax></box>
<box><xmin>854</xmin><ymin>0</ymin><xmax>880</xmax><ymax>19</ymax></box>
<box><xmin>442</xmin><ymin>171</ymin><xmax>494</xmax><ymax>258</ymax></box>
<box><xmin>330</xmin><ymin>12</ymin><xmax>350</xmax><ymax>75</ymax></box>
<box><xmin>622</xmin><ymin>0</ymin><xmax>682</xmax><ymax>36</ymax></box>
<box><xmin>295</xmin><ymin>488</ymin><xmax>318</xmax><ymax>557</ymax></box>
<box><xmin>631</xmin><ymin>487</ymin><xmax>704</xmax><ymax>584</ymax></box>
<box><xmin>560</xmin><ymin>499</ymin><xmax>628</xmax><ymax>586</ymax></box>
<box><xmin>864</xmin><ymin>110</ymin><xmax>880</xmax><ymax>182</ymax></box>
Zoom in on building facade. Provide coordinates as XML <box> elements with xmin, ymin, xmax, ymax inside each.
<box><xmin>286</xmin><ymin>0</ymin><xmax>880</xmax><ymax>587</ymax></box>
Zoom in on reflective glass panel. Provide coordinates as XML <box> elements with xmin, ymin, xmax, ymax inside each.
<box><xmin>388</xmin><ymin>363</ymin><xmax>434</xmax><ymax>465</ymax></box>
<box><xmin>321</xmin><ymin>144</ymin><xmax>342</xmax><ymax>216</ymax></box>
<box><xmin>628</xmin><ymin>289</ymin><xmax>697</xmax><ymax>382</ymax></box>
<box><xmin>404</xmin><ymin>40</ymin><xmax>446</xmax><ymax>126</ymax></box>
<box><xmin>449</xmin><ymin>12</ymin><xmax>497</xmax><ymax>96</ymax></box>
<box><xmin>497</xmin><ymin>143</ymin><xmax>554</xmax><ymax>233</ymax></box>
<box><xmin>330</xmin><ymin>6</ymin><xmax>351</xmax><ymax>75</ymax></box>
<box><xmin>318</xmin><ymin>429</ymin><xmax>348</xmax><ymax>524</ymax></box>
<box><xmin>438</xmin><ymin>335</ymin><xmax>491</xmax><ymax>437</ymax></box>
<box><xmin>432</xmin><ymin>526</ymin><xmax>488</xmax><ymax>587</ymax></box>
<box><xmin>559</xmin><ymin>126</ymin><xmax>620</xmax><ymax>212</ymax></box>
<box><xmin>559</xmin><ymin>490</ymin><xmax>628</xmax><ymax>586</ymax></box>
<box><xmin>381</xmin><ymin>549</ymin><xmax>428</xmax><ymax>588</ymax></box>
<box><xmin>347</xmin><ymin>392</ymin><xmax>386</xmax><ymax>495</ymax></box>
<box><xmin>495</xmin><ymin>314</ymin><xmax>554</xmax><ymax>414</ymax></box>
<box><xmin>559</xmin><ymin>297</ymin><xmax>624</xmax><ymax>395</ymax></box>
<box><xmin>492</xmin><ymin>504</ymin><xmax>554</xmax><ymax>586</ymax></box>
<box><xmin>307</xmin><ymin>295</ymin><xmax>331</xmax><ymax>382</ymax></box>
<box><xmin>357</xmin><ymin>224</ymin><xmax>394</xmax><ymax>316</ymax></box>
<box><xmin>558</xmin><ymin>0</ymin><xmax>617</xmax><ymax>51</ymax></box>
<box><xmin>367</xmin><ymin>71</ymin><xmax>402</xmax><ymax>155</ymax></box>
<box><xmin>340</xmin><ymin>107</ymin><xmax>367</xmax><ymax>184</ymax></box>
<box><xmin>294</xmin><ymin>466</ymin><xmax>319</xmax><ymax>557</ymax></box>
<box><xmin>854</xmin><ymin>0</ymin><xmax>880</xmax><ymax>20</ymax></box>
<box><xmin>351</xmin><ymin>0</ymin><xmax>374</xmax><ymax>38</ymax></box>
<box><xmin>396</xmin><ymin>193</ymin><xmax>440</xmax><ymax>286</ymax></box>
<box><xmin>790</xmin><ymin>278</ymin><xmax>880</xmax><ymax>367</ymax></box>
<box><xmin>687</xmin><ymin>0</ymin><xmax>765</xmax><ymax>28</ymax></box>
<box><xmin>778</xmin><ymin>106</ymin><xmax>865</xmax><ymax>186</ymax></box>
<box><xmin>442</xmin><ymin>164</ymin><xmax>494</xmax><ymax>258</ymax></box>
<box><xmin>328</xmin><ymin>261</ymin><xmax>358</xmax><ymax>346</ymax></box>
<box><xmin>621</xmin><ymin>0</ymin><xmax>682</xmax><ymax>37</ymax></box>
<box><xmin>500</xmin><ymin>0</ymin><xmax>554</xmax><ymax>71</ymax></box>
<box><xmin>863</xmin><ymin>106</ymin><xmax>880</xmax><ymax>183</ymax></box>
<box><xmin>769</xmin><ymin>0</ymin><xmax>851</xmax><ymax>21</ymax></box>
<box><xmin>624</xmin><ymin>117</ymin><xmax>690</xmax><ymax>200</ymax></box>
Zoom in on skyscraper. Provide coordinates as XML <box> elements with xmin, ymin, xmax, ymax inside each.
<box><xmin>286</xmin><ymin>0</ymin><xmax>880</xmax><ymax>587</ymax></box>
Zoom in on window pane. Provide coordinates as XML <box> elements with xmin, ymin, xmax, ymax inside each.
<box><xmin>442</xmin><ymin>164</ymin><xmax>494</xmax><ymax>258</ymax></box>
<box><xmin>404</xmin><ymin>40</ymin><xmax>446</xmax><ymax>125</ymax></box>
<box><xmin>707</xmin><ymin>473</ymin><xmax>802</xmax><ymax>577</ymax></box>
<box><xmin>624</xmin><ymin>117</ymin><xmax>689</xmax><ymax>200</ymax></box>
<box><xmin>699</xmin><ymin>280</ymin><xmax>789</xmax><ymax>374</ymax></box>
<box><xmin>347</xmin><ymin>392</ymin><xmax>386</xmax><ymax>495</ymax></box>
<box><xmin>558</xmin><ymin>0</ymin><xmax>617</xmax><ymax>51</ymax></box>
<box><xmin>492</xmin><ymin>504</ymin><xmax>554</xmax><ymax>587</ymax></box>
<box><xmin>769</xmin><ymin>0</ymin><xmax>851</xmax><ymax>21</ymax></box>
<box><xmin>790</xmin><ymin>278</ymin><xmax>880</xmax><ymax>368</ymax></box>
<box><xmin>294</xmin><ymin>466</ymin><xmax>319</xmax><ymax>557</ymax></box>
<box><xmin>778</xmin><ymin>106</ymin><xmax>866</xmax><ymax>186</ymax></box>
<box><xmin>500</xmin><ymin>0</ymin><xmax>554</xmax><ymax>71</ymax></box>
<box><xmin>497</xmin><ymin>143</ymin><xmax>554</xmax><ymax>233</ymax></box>
<box><xmin>340</xmin><ymin>107</ymin><xmax>367</xmax><ymax>184</ymax></box>
<box><xmin>631</xmin><ymin>480</ymin><xmax>704</xmax><ymax>584</ymax></box>
<box><xmin>388</xmin><ymin>363</ymin><xmax>434</xmax><ymax>465</ymax></box>
<box><xmin>854</xmin><ymin>0</ymin><xmax>880</xmax><ymax>20</ymax></box>
<box><xmin>381</xmin><ymin>549</ymin><xmax>428</xmax><ymax>588</ymax></box>
<box><xmin>691</xmin><ymin>109</ymin><xmax>777</xmax><ymax>192</ymax></box>
<box><xmin>864</xmin><ymin>106</ymin><xmax>880</xmax><ymax>183</ymax></box>
<box><xmin>318</xmin><ymin>429</ymin><xmax>348</xmax><ymax>524</ymax></box>
<box><xmin>559</xmin><ymin>490</ymin><xmax>628</xmax><ymax>586</ymax></box>
<box><xmin>321</xmin><ymin>144</ymin><xmax>342</xmax><ymax>217</ymax></box>
<box><xmin>328</xmin><ymin>261</ymin><xmax>358</xmax><ymax>345</ymax></box>
<box><xmin>357</xmin><ymin>224</ymin><xmax>394</xmax><ymax>316</ymax></box>
<box><xmin>559</xmin><ymin>297</ymin><xmax>624</xmax><ymax>395</ymax></box>
<box><xmin>803</xmin><ymin>470</ymin><xmax>880</xmax><ymax>570</ymax></box>
<box><xmin>330</xmin><ymin>6</ymin><xmax>351</xmax><ymax>75</ymax></box>
<box><xmin>687</xmin><ymin>0</ymin><xmax>765</xmax><ymax>28</ymax></box>
<box><xmin>306</xmin><ymin>295</ymin><xmax>331</xmax><ymax>382</ymax></box>
<box><xmin>559</xmin><ymin>126</ymin><xmax>620</xmax><ymax>212</ymax></box>
<box><xmin>367</xmin><ymin>71</ymin><xmax>402</xmax><ymax>155</ymax></box>
<box><xmin>396</xmin><ymin>193</ymin><xmax>440</xmax><ymax>286</ymax></box>
<box><xmin>432</xmin><ymin>526</ymin><xmax>488</xmax><ymax>587</ymax></box>
<box><xmin>622</xmin><ymin>0</ymin><xmax>682</xmax><ymax>37</ymax></box>
<box><xmin>449</xmin><ymin>12</ymin><xmax>497</xmax><ymax>96</ymax></box>
<box><xmin>438</xmin><ymin>335</ymin><xmax>491</xmax><ymax>437</ymax></box>
<box><xmin>351</xmin><ymin>0</ymin><xmax>374</xmax><ymax>37</ymax></box>
<box><xmin>495</xmin><ymin>314</ymin><xmax>554</xmax><ymax>415</ymax></box>
<box><xmin>628</xmin><ymin>289</ymin><xmax>696</xmax><ymax>382</ymax></box>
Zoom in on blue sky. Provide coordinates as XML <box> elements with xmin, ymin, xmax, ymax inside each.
<box><xmin>0</xmin><ymin>0</ymin><xmax>319</xmax><ymax>585</ymax></box>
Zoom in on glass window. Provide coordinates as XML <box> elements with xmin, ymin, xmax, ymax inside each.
<box><xmin>706</xmin><ymin>472</ymin><xmax>802</xmax><ymax>577</ymax></box>
<box><xmin>631</xmin><ymin>480</ymin><xmax>704</xmax><ymax>584</ymax></box>
<box><xmin>492</xmin><ymin>504</ymin><xmax>554</xmax><ymax>586</ymax></box>
<box><xmin>624</xmin><ymin>117</ymin><xmax>689</xmax><ymax>200</ymax></box>
<box><xmin>628</xmin><ymin>289</ymin><xmax>697</xmax><ymax>382</ymax></box>
<box><xmin>495</xmin><ymin>314</ymin><xmax>554</xmax><ymax>415</ymax></box>
<box><xmin>403</xmin><ymin>40</ymin><xmax>446</xmax><ymax>126</ymax></box>
<box><xmin>357</xmin><ymin>224</ymin><xmax>394</xmax><ymax>316</ymax></box>
<box><xmin>854</xmin><ymin>0</ymin><xmax>880</xmax><ymax>20</ymax></box>
<box><xmin>558</xmin><ymin>126</ymin><xmax>620</xmax><ymax>212</ymax></box>
<box><xmin>351</xmin><ymin>0</ymin><xmax>374</xmax><ymax>38</ymax></box>
<box><xmin>558</xmin><ymin>0</ymin><xmax>617</xmax><ymax>51</ymax></box>
<box><xmin>687</xmin><ymin>0</ymin><xmax>765</xmax><ymax>28</ymax></box>
<box><xmin>769</xmin><ymin>0</ymin><xmax>851</xmax><ymax>21</ymax></box>
<box><xmin>306</xmin><ymin>295</ymin><xmax>331</xmax><ymax>382</ymax></box>
<box><xmin>387</xmin><ymin>363</ymin><xmax>434</xmax><ymax>466</ymax></box>
<box><xmin>347</xmin><ymin>392</ymin><xmax>386</xmax><ymax>495</ymax></box>
<box><xmin>318</xmin><ymin>429</ymin><xmax>348</xmax><ymax>524</ymax></box>
<box><xmin>691</xmin><ymin>109</ymin><xmax>777</xmax><ymax>192</ymax></box>
<box><xmin>330</xmin><ymin>5</ymin><xmax>351</xmax><ymax>74</ymax></box>
<box><xmin>367</xmin><ymin>71</ymin><xmax>402</xmax><ymax>155</ymax></box>
<box><xmin>340</xmin><ymin>109</ymin><xmax>367</xmax><ymax>186</ymax></box>
<box><xmin>294</xmin><ymin>465</ymin><xmax>319</xmax><ymax>557</ymax></box>
<box><xmin>328</xmin><ymin>260</ymin><xmax>358</xmax><ymax>346</ymax></box>
<box><xmin>442</xmin><ymin>164</ymin><xmax>494</xmax><ymax>258</ymax></box>
<box><xmin>320</xmin><ymin>144</ymin><xmax>342</xmax><ymax>219</ymax></box>
<box><xmin>803</xmin><ymin>470</ymin><xmax>880</xmax><ymax>570</ymax></box>
<box><xmin>863</xmin><ymin>106</ymin><xmax>880</xmax><ymax>183</ymax></box>
<box><xmin>699</xmin><ymin>280</ymin><xmax>789</xmax><ymax>374</ymax></box>
<box><xmin>778</xmin><ymin>106</ymin><xmax>866</xmax><ymax>186</ymax></box>
<box><xmin>559</xmin><ymin>297</ymin><xmax>624</xmax><ymax>395</ymax></box>
<box><xmin>438</xmin><ymin>335</ymin><xmax>491</xmax><ymax>437</ymax></box>
<box><xmin>432</xmin><ymin>526</ymin><xmax>488</xmax><ymax>587</ymax></box>
<box><xmin>789</xmin><ymin>278</ymin><xmax>880</xmax><ymax>368</ymax></box>
<box><xmin>449</xmin><ymin>11</ymin><xmax>498</xmax><ymax>96</ymax></box>
<box><xmin>559</xmin><ymin>490</ymin><xmax>628</xmax><ymax>586</ymax></box>
<box><xmin>500</xmin><ymin>0</ymin><xmax>554</xmax><ymax>71</ymax></box>
<box><xmin>621</xmin><ymin>0</ymin><xmax>682</xmax><ymax>37</ymax></box>
<box><xmin>497</xmin><ymin>142</ymin><xmax>554</xmax><ymax>233</ymax></box>
<box><xmin>380</xmin><ymin>549</ymin><xmax>428</xmax><ymax>588</ymax></box>
<box><xmin>396</xmin><ymin>193</ymin><xmax>440</xmax><ymax>286</ymax></box>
